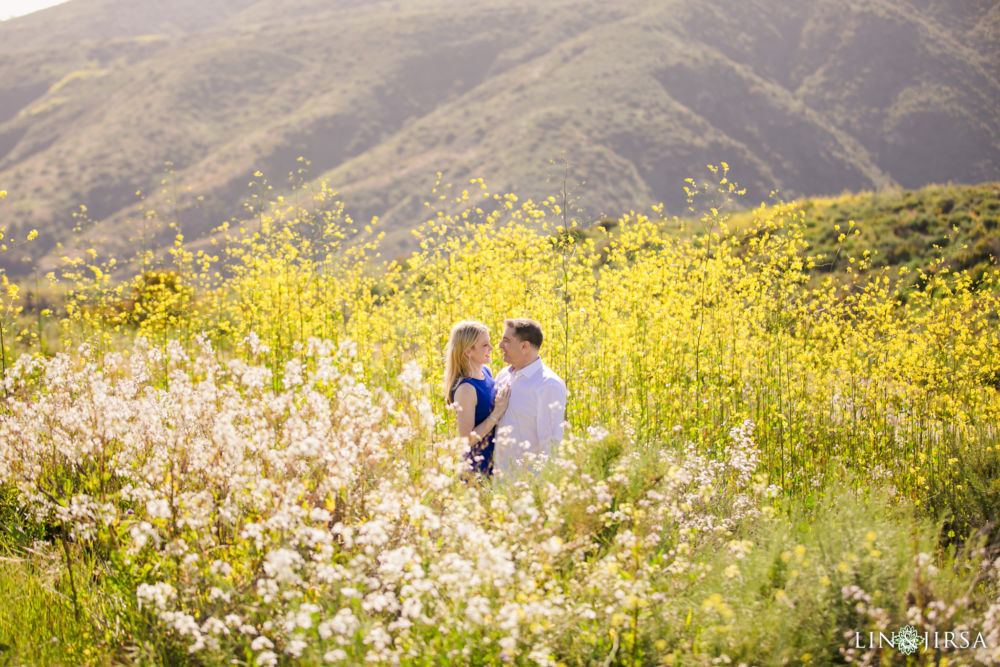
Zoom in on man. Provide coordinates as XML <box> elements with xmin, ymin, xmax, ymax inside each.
<box><xmin>493</xmin><ymin>318</ymin><xmax>567</xmax><ymax>475</ymax></box>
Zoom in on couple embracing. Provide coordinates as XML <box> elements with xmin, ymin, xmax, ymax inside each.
<box><xmin>443</xmin><ymin>318</ymin><xmax>567</xmax><ymax>478</ymax></box>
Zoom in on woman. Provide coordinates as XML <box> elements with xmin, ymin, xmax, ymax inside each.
<box><xmin>443</xmin><ymin>321</ymin><xmax>509</xmax><ymax>476</ymax></box>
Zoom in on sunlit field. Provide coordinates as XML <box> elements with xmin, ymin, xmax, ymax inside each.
<box><xmin>1</xmin><ymin>168</ymin><xmax>999</xmax><ymax>665</ymax></box>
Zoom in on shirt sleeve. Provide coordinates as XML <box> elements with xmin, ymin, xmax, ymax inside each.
<box><xmin>535</xmin><ymin>378</ymin><xmax>567</xmax><ymax>452</ymax></box>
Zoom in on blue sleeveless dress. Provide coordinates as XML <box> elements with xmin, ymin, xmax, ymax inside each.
<box><xmin>450</xmin><ymin>366</ymin><xmax>496</xmax><ymax>475</ymax></box>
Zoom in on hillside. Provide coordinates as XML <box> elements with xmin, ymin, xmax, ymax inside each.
<box><xmin>567</xmin><ymin>181</ymin><xmax>1000</xmax><ymax>293</ymax></box>
<box><xmin>723</xmin><ymin>182</ymin><xmax>1000</xmax><ymax>287</ymax></box>
<box><xmin>0</xmin><ymin>0</ymin><xmax>998</xmax><ymax>274</ymax></box>
<box><xmin>791</xmin><ymin>182</ymin><xmax>1000</xmax><ymax>283</ymax></box>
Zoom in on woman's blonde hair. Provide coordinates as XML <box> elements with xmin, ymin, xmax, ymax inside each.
<box><xmin>443</xmin><ymin>320</ymin><xmax>488</xmax><ymax>403</ymax></box>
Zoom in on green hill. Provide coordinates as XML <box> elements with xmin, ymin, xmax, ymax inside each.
<box><xmin>582</xmin><ymin>181</ymin><xmax>1000</xmax><ymax>289</ymax></box>
<box><xmin>0</xmin><ymin>0</ymin><xmax>998</xmax><ymax>274</ymax></box>
<box><xmin>788</xmin><ymin>182</ymin><xmax>1000</xmax><ymax>284</ymax></box>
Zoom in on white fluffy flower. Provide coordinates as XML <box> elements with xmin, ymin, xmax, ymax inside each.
<box><xmin>136</xmin><ymin>582</ymin><xmax>177</xmax><ymax>611</ymax></box>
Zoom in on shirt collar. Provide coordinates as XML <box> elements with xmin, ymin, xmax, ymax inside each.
<box><xmin>512</xmin><ymin>357</ymin><xmax>543</xmax><ymax>379</ymax></box>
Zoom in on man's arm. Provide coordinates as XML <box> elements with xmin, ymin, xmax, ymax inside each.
<box><xmin>535</xmin><ymin>379</ymin><xmax>567</xmax><ymax>453</ymax></box>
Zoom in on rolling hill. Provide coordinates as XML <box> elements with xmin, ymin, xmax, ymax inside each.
<box><xmin>0</xmin><ymin>0</ymin><xmax>998</xmax><ymax>274</ymax></box>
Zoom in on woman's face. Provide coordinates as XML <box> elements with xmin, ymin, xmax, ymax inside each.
<box><xmin>465</xmin><ymin>331</ymin><xmax>492</xmax><ymax>366</ymax></box>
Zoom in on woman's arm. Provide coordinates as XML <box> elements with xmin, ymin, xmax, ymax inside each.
<box><xmin>453</xmin><ymin>383</ymin><xmax>479</xmax><ymax>440</ymax></box>
<box><xmin>453</xmin><ymin>383</ymin><xmax>509</xmax><ymax>444</ymax></box>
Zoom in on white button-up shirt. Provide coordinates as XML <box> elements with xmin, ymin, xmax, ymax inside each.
<box><xmin>493</xmin><ymin>357</ymin><xmax>567</xmax><ymax>475</ymax></box>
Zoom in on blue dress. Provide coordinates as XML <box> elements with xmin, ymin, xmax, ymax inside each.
<box><xmin>450</xmin><ymin>366</ymin><xmax>496</xmax><ymax>475</ymax></box>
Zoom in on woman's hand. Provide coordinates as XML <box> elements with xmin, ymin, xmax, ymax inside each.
<box><xmin>491</xmin><ymin>383</ymin><xmax>510</xmax><ymax>420</ymax></box>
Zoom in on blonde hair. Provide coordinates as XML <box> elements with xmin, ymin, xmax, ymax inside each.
<box><xmin>443</xmin><ymin>321</ymin><xmax>488</xmax><ymax>403</ymax></box>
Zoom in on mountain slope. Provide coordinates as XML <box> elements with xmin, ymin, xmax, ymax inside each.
<box><xmin>0</xmin><ymin>0</ymin><xmax>997</xmax><ymax>272</ymax></box>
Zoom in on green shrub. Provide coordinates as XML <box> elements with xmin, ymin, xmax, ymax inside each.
<box><xmin>924</xmin><ymin>426</ymin><xmax>1000</xmax><ymax>547</ymax></box>
<box><xmin>686</xmin><ymin>483</ymin><xmax>999</xmax><ymax>664</ymax></box>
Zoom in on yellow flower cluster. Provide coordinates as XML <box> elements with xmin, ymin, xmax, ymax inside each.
<box><xmin>18</xmin><ymin>168</ymin><xmax>1000</xmax><ymax>498</ymax></box>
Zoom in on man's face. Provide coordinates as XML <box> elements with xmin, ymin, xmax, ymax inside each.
<box><xmin>499</xmin><ymin>326</ymin><xmax>525</xmax><ymax>367</ymax></box>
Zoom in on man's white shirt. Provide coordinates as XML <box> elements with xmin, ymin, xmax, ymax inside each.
<box><xmin>493</xmin><ymin>357</ymin><xmax>567</xmax><ymax>475</ymax></box>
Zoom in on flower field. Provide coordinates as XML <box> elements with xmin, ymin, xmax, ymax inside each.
<box><xmin>0</xmin><ymin>170</ymin><xmax>999</xmax><ymax>665</ymax></box>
